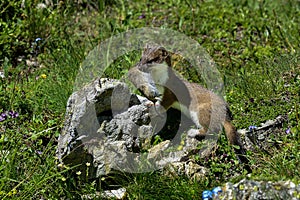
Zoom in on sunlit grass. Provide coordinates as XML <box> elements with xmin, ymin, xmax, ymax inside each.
<box><xmin>0</xmin><ymin>0</ymin><xmax>299</xmax><ymax>198</ymax></box>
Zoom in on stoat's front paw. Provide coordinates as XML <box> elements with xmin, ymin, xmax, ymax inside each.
<box><xmin>187</xmin><ymin>129</ymin><xmax>199</xmax><ymax>138</ymax></box>
<box><xmin>187</xmin><ymin>128</ymin><xmax>206</xmax><ymax>140</ymax></box>
<box><xmin>144</xmin><ymin>100</ymin><xmax>155</xmax><ymax>108</ymax></box>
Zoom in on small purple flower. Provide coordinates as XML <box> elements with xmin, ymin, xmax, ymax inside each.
<box><xmin>285</xmin><ymin>128</ymin><xmax>291</xmax><ymax>134</ymax></box>
<box><xmin>36</xmin><ymin>150</ymin><xmax>43</xmax><ymax>155</ymax></box>
<box><xmin>138</xmin><ymin>13</ymin><xmax>146</xmax><ymax>19</ymax></box>
<box><xmin>8</xmin><ymin>111</ymin><xmax>19</xmax><ymax>118</ymax></box>
<box><xmin>0</xmin><ymin>116</ymin><xmax>5</xmax><ymax>122</ymax></box>
<box><xmin>0</xmin><ymin>113</ymin><xmax>7</xmax><ymax>122</ymax></box>
<box><xmin>249</xmin><ymin>125</ymin><xmax>257</xmax><ymax>131</ymax></box>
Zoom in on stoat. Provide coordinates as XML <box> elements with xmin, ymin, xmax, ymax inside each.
<box><xmin>128</xmin><ymin>45</ymin><xmax>251</xmax><ymax>171</ymax></box>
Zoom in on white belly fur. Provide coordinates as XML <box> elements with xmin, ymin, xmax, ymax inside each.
<box><xmin>171</xmin><ymin>101</ymin><xmax>202</xmax><ymax>129</ymax></box>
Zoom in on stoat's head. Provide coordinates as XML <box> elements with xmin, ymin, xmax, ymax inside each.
<box><xmin>128</xmin><ymin>63</ymin><xmax>169</xmax><ymax>102</ymax></box>
<box><xmin>128</xmin><ymin>66</ymin><xmax>161</xmax><ymax>102</ymax></box>
<box><xmin>128</xmin><ymin>45</ymin><xmax>172</xmax><ymax>102</ymax></box>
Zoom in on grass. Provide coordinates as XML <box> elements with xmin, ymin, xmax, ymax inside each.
<box><xmin>0</xmin><ymin>0</ymin><xmax>299</xmax><ymax>199</ymax></box>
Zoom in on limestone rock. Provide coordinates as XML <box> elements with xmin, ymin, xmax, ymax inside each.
<box><xmin>238</xmin><ymin>115</ymin><xmax>288</xmax><ymax>152</ymax></box>
<box><xmin>56</xmin><ymin>78</ymin><xmax>206</xmax><ymax>179</ymax></box>
<box><xmin>82</xmin><ymin>188</ymin><xmax>126</xmax><ymax>200</ymax></box>
<box><xmin>165</xmin><ymin>160</ymin><xmax>209</xmax><ymax>181</ymax></box>
<box><xmin>218</xmin><ymin>179</ymin><xmax>300</xmax><ymax>200</ymax></box>
<box><xmin>56</xmin><ymin>78</ymin><xmax>153</xmax><ymax>177</ymax></box>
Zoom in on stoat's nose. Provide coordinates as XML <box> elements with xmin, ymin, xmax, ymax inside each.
<box><xmin>147</xmin><ymin>88</ymin><xmax>161</xmax><ymax>102</ymax></box>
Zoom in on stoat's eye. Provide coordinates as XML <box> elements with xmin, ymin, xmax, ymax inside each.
<box><xmin>148</xmin><ymin>57</ymin><xmax>161</xmax><ymax>63</ymax></box>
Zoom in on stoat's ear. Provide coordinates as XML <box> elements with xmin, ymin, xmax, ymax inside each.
<box><xmin>155</xmin><ymin>46</ymin><xmax>171</xmax><ymax>66</ymax></box>
<box><xmin>163</xmin><ymin>50</ymin><xmax>171</xmax><ymax>67</ymax></box>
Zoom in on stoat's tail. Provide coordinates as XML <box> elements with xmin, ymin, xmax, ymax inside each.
<box><xmin>223</xmin><ymin>120</ymin><xmax>252</xmax><ymax>172</ymax></box>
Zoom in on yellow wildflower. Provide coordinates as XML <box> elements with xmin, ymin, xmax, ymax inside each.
<box><xmin>40</xmin><ymin>74</ymin><xmax>47</xmax><ymax>79</ymax></box>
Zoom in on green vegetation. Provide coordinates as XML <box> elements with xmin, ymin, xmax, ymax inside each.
<box><xmin>0</xmin><ymin>0</ymin><xmax>299</xmax><ymax>199</ymax></box>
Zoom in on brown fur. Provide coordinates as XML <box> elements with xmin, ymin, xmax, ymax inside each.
<box><xmin>128</xmin><ymin>45</ymin><xmax>251</xmax><ymax>171</ymax></box>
